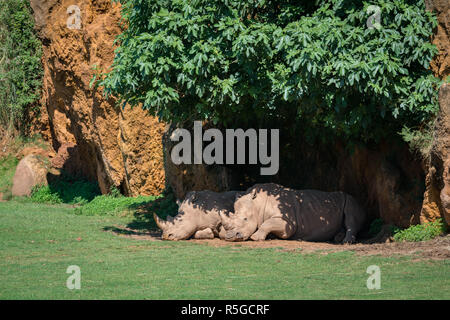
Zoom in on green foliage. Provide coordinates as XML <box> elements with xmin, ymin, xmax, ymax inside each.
<box><xmin>30</xmin><ymin>185</ymin><xmax>63</xmax><ymax>204</ymax></box>
<box><xmin>98</xmin><ymin>0</ymin><xmax>441</xmax><ymax>143</ymax></box>
<box><xmin>393</xmin><ymin>219</ymin><xmax>447</xmax><ymax>242</ymax></box>
<box><xmin>30</xmin><ymin>174</ymin><xmax>101</xmax><ymax>205</ymax></box>
<box><xmin>399</xmin><ymin>122</ymin><xmax>434</xmax><ymax>158</ymax></box>
<box><xmin>108</xmin><ymin>185</ymin><xmax>123</xmax><ymax>198</ymax></box>
<box><xmin>0</xmin><ymin>0</ymin><xmax>43</xmax><ymax>132</ymax></box>
<box><xmin>74</xmin><ymin>194</ymin><xmax>158</xmax><ymax>216</ymax></box>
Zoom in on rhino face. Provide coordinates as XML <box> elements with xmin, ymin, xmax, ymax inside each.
<box><xmin>154</xmin><ymin>193</ymin><xmax>199</xmax><ymax>240</ymax></box>
<box><xmin>154</xmin><ymin>213</ymin><xmax>196</xmax><ymax>240</ymax></box>
<box><xmin>221</xmin><ymin>191</ymin><xmax>258</xmax><ymax>241</ymax></box>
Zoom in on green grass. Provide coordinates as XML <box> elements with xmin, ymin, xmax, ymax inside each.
<box><xmin>73</xmin><ymin>194</ymin><xmax>158</xmax><ymax>216</ymax></box>
<box><xmin>0</xmin><ymin>154</ymin><xmax>18</xmax><ymax>198</ymax></box>
<box><xmin>0</xmin><ymin>201</ymin><xmax>449</xmax><ymax>299</ymax></box>
<box><xmin>73</xmin><ymin>191</ymin><xmax>178</xmax><ymax>230</ymax></box>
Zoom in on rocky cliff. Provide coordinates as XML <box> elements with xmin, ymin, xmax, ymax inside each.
<box><xmin>421</xmin><ymin>0</ymin><xmax>450</xmax><ymax>227</ymax></box>
<box><xmin>29</xmin><ymin>0</ymin><xmax>165</xmax><ymax>196</ymax></box>
<box><xmin>427</xmin><ymin>0</ymin><xmax>450</xmax><ymax>79</ymax></box>
<box><xmin>421</xmin><ymin>84</ymin><xmax>450</xmax><ymax>226</ymax></box>
<box><xmin>28</xmin><ymin>0</ymin><xmax>449</xmax><ymax>227</ymax></box>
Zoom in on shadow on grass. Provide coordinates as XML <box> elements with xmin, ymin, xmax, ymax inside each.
<box><xmin>102</xmin><ymin>191</ymin><xmax>178</xmax><ymax>237</ymax></box>
<box><xmin>102</xmin><ymin>226</ymin><xmax>162</xmax><ymax>238</ymax></box>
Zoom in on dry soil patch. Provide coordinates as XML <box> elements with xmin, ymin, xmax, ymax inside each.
<box><xmin>105</xmin><ymin>226</ymin><xmax>450</xmax><ymax>260</ymax></box>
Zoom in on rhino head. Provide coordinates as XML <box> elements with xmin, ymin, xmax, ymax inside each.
<box><xmin>220</xmin><ymin>189</ymin><xmax>259</xmax><ymax>241</ymax></box>
<box><xmin>153</xmin><ymin>192</ymin><xmax>199</xmax><ymax>240</ymax></box>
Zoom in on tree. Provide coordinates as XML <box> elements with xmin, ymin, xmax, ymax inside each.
<box><xmin>98</xmin><ymin>0</ymin><xmax>441</xmax><ymax>144</ymax></box>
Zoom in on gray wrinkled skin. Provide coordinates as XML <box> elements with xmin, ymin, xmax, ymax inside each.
<box><xmin>154</xmin><ymin>190</ymin><xmax>242</xmax><ymax>240</ymax></box>
<box><xmin>220</xmin><ymin>183</ymin><xmax>366</xmax><ymax>243</ymax></box>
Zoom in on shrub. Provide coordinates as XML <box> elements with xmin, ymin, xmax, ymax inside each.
<box><xmin>30</xmin><ymin>185</ymin><xmax>63</xmax><ymax>204</ymax></box>
<box><xmin>0</xmin><ymin>0</ymin><xmax>43</xmax><ymax>132</ymax></box>
<box><xmin>30</xmin><ymin>173</ymin><xmax>101</xmax><ymax>205</ymax></box>
<box><xmin>108</xmin><ymin>185</ymin><xmax>122</xmax><ymax>198</ymax></box>
<box><xmin>98</xmin><ymin>0</ymin><xmax>441</xmax><ymax>145</ymax></box>
<box><xmin>393</xmin><ymin>219</ymin><xmax>447</xmax><ymax>242</ymax></box>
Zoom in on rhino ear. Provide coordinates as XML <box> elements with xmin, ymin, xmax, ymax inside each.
<box><xmin>186</xmin><ymin>191</ymin><xmax>197</xmax><ymax>203</ymax></box>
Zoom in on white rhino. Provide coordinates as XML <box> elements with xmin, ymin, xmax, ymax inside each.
<box><xmin>153</xmin><ymin>190</ymin><xmax>242</xmax><ymax>240</ymax></box>
<box><xmin>220</xmin><ymin>183</ymin><xmax>366</xmax><ymax>243</ymax></box>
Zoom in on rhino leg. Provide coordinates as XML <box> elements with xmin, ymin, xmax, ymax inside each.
<box><xmin>250</xmin><ymin>217</ymin><xmax>295</xmax><ymax>241</ymax></box>
<box><xmin>342</xmin><ymin>195</ymin><xmax>366</xmax><ymax>244</ymax></box>
<box><xmin>193</xmin><ymin>228</ymin><xmax>215</xmax><ymax>239</ymax></box>
<box><xmin>218</xmin><ymin>225</ymin><xmax>227</xmax><ymax>240</ymax></box>
<box><xmin>342</xmin><ymin>230</ymin><xmax>356</xmax><ymax>244</ymax></box>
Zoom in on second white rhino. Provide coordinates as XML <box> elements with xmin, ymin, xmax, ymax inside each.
<box><xmin>220</xmin><ymin>183</ymin><xmax>366</xmax><ymax>243</ymax></box>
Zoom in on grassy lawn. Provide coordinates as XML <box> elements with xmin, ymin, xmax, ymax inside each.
<box><xmin>0</xmin><ymin>155</ymin><xmax>18</xmax><ymax>199</ymax></box>
<box><xmin>0</xmin><ymin>201</ymin><xmax>449</xmax><ymax>299</ymax></box>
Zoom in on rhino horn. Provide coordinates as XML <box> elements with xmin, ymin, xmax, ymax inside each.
<box><xmin>153</xmin><ymin>213</ymin><xmax>168</xmax><ymax>230</ymax></box>
<box><xmin>219</xmin><ymin>211</ymin><xmax>232</xmax><ymax>228</ymax></box>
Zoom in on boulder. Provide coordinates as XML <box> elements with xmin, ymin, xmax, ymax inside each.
<box><xmin>11</xmin><ymin>155</ymin><xmax>49</xmax><ymax>196</ymax></box>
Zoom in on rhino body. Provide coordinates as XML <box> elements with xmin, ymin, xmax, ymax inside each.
<box><xmin>154</xmin><ymin>190</ymin><xmax>241</xmax><ymax>240</ymax></box>
<box><xmin>221</xmin><ymin>183</ymin><xmax>366</xmax><ymax>243</ymax></box>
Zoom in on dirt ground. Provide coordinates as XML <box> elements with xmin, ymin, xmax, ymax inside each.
<box><xmin>106</xmin><ymin>226</ymin><xmax>450</xmax><ymax>260</ymax></box>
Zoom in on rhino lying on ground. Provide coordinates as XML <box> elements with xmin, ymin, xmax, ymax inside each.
<box><xmin>220</xmin><ymin>183</ymin><xmax>366</xmax><ymax>243</ymax></box>
<box><xmin>154</xmin><ymin>190</ymin><xmax>241</xmax><ymax>240</ymax></box>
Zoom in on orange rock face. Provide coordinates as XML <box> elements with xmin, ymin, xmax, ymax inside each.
<box><xmin>421</xmin><ymin>84</ymin><xmax>450</xmax><ymax>227</ymax></box>
<box><xmin>420</xmin><ymin>1</ymin><xmax>450</xmax><ymax>227</ymax></box>
<box><xmin>29</xmin><ymin>0</ymin><xmax>165</xmax><ymax>196</ymax></box>
<box><xmin>426</xmin><ymin>0</ymin><xmax>450</xmax><ymax>79</ymax></box>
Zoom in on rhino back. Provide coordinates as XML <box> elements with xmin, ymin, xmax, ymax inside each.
<box><xmin>188</xmin><ymin>191</ymin><xmax>238</xmax><ymax>228</ymax></box>
<box><xmin>292</xmin><ymin>190</ymin><xmax>346</xmax><ymax>241</ymax></box>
